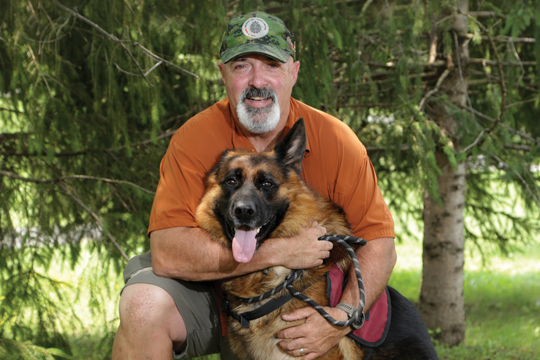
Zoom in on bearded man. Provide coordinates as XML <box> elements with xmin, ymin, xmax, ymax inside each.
<box><xmin>112</xmin><ymin>11</ymin><xmax>397</xmax><ymax>360</ymax></box>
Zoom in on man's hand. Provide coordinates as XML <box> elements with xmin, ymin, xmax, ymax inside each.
<box><xmin>275</xmin><ymin>306</ymin><xmax>350</xmax><ymax>359</ymax></box>
<box><xmin>262</xmin><ymin>222</ymin><xmax>332</xmax><ymax>269</ymax></box>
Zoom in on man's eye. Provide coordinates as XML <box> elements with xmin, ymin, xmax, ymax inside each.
<box><xmin>226</xmin><ymin>178</ymin><xmax>237</xmax><ymax>186</ymax></box>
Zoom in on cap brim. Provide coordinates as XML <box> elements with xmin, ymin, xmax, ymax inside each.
<box><xmin>221</xmin><ymin>43</ymin><xmax>291</xmax><ymax>63</ymax></box>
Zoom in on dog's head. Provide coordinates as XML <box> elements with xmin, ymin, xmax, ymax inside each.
<box><xmin>196</xmin><ymin>118</ymin><xmax>307</xmax><ymax>263</ymax></box>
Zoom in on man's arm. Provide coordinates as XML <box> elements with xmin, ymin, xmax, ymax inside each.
<box><xmin>340</xmin><ymin>236</ymin><xmax>397</xmax><ymax>313</ymax></box>
<box><xmin>151</xmin><ymin>224</ymin><xmax>333</xmax><ymax>281</ymax></box>
<box><xmin>276</xmin><ymin>237</ymin><xmax>396</xmax><ymax>360</ymax></box>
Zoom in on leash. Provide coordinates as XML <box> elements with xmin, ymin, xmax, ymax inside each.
<box><xmin>288</xmin><ymin>234</ymin><xmax>367</xmax><ymax>330</ymax></box>
<box><xmin>222</xmin><ymin>234</ymin><xmax>367</xmax><ymax>330</ymax></box>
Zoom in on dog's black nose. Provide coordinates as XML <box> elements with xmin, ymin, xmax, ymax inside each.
<box><xmin>233</xmin><ymin>201</ymin><xmax>256</xmax><ymax>222</ymax></box>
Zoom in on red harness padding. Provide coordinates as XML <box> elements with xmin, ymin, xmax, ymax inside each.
<box><xmin>214</xmin><ymin>264</ymin><xmax>391</xmax><ymax>346</ymax></box>
<box><xmin>328</xmin><ymin>265</ymin><xmax>391</xmax><ymax>346</ymax></box>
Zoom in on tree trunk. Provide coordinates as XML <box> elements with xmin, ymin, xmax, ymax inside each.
<box><xmin>419</xmin><ymin>0</ymin><xmax>469</xmax><ymax>346</ymax></box>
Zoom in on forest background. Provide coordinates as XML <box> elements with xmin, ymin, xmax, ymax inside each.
<box><xmin>1</xmin><ymin>0</ymin><xmax>539</xmax><ymax>359</ymax></box>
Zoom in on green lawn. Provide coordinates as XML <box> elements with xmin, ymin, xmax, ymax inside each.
<box><xmin>5</xmin><ymin>240</ymin><xmax>538</xmax><ymax>360</ymax></box>
<box><xmin>389</xmin><ymin>240</ymin><xmax>540</xmax><ymax>360</ymax></box>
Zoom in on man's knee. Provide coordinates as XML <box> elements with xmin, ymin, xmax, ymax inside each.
<box><xmin>119</xmin><ymin>283</ymin><xmax>185</xmax><ymax>337</ymax></box>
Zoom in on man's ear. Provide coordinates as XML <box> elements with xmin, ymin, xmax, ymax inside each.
<box><xmin>291</xmin><ymin>60</ymin><xmax>300</xmax><ymax>86</ymax></box>
<box><xmin>218</xmin><ymin>63</ymin><xmax>226</xmax><ymax>84</ymax></box>
<box><xmin>274</xmin><ymin>118</ymin><xmax>306</xmax><ymax>172</ymax></box>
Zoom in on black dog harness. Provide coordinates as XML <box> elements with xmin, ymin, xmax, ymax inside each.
<box><xmin>221</xmin><ymin>234</ymin><xmax>368</xmax><ymax>330</ymax></box>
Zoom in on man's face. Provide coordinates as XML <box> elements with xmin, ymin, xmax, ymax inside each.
<box><xmin>218</xmin><ymin>54</ymin><xmax>300</xmax><ymax>134</ymax></box>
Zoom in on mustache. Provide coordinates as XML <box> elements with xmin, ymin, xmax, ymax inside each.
<box><xmin>240</xmin><ymin>86</ymin><xmax>277</xmax><ymax>103</ymax></box>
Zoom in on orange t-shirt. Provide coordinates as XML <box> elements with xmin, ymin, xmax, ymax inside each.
<box><xmin>148</xmin><ymin>98</ymin><xmax>394</xmax><ymax>241</ymax></box>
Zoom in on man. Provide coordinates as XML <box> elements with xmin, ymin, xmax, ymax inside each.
<box><xmin>112</xmin><ymin>11</ymin><xmax>396</xmax><ymax>360</ymax></box>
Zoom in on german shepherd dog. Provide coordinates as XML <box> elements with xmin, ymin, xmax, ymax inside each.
<box><xmin>196</xmin><ymin>119</ymin><xmax>438</xmax><ymax>360</ymax></box>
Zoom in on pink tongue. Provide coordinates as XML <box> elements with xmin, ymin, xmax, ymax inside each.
<box><xmin>232</xmin><ymin>229</ymin><xmax>258</xmax><ymax>263</ymax></box>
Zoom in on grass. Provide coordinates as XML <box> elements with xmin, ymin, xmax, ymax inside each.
<box><xmin>10</xmin><ymin>239</ymin><xmax>538</xmax><ymax>360</ymax></box>
<box><xmin>389</xmin><ymin>240</ymin><xmax>540</xmax><ymax>360</ymax></box>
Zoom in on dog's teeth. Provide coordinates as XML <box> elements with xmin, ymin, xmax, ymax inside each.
<box><xmin>256</xmin><ymin>228</ymin><xmax>261</xmax><ymax>234</ymax></box>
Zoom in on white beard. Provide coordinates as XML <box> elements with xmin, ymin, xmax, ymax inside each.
<box><xmin>237</xmin><ymin>93</ymin><xmax>280</xmax><ymax>134</ymax></box>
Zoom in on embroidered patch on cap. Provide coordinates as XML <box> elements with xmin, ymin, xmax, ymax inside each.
<box><xmin>242</xmin><ymin>17</ymin><xmax>269</xmax><ymax>39</ymax></box>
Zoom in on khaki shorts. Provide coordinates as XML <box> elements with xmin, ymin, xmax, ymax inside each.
<box><xmin>122</xmin><ymin>252</ymin><xmax>239</xmax><ymax>359</ymax></box>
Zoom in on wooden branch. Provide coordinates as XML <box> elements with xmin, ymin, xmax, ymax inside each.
<box><xmin>366</xmin><ymin>144</ymin><xmax>410</xmax><ymax>154</ymax></box>
<box><xmin>0</xmin><ymin>170</ymin><xmax>156</xmax><ymax>194</ymax></box>
<box><xmin>336</xmin><ymin>102</ymin><xmax>394</xmax><ymax>108</ymax></box>
<box><xmin>465</xmin><ymin>34</ymin><xmax>536</xmax><ymax>43</ymax></box>
<box><xmin>468</xmin><ymin>58</ymin><xmax>536</xmax><ymax>67</ymax></box>
<box><xmin>468</xmin><ymin>11</ymin><xmax>506</xmax><ymax>19</ymax></box>
<box><xmin>503</xmin><ymin>144</ymin><xmax>532</xmax><ymax>151</ymax></box>
<box><xmin>131</xmin><ymin>42</ymin><xmax>199</xmax><ymax>78</ymax></box>
<box><xmin>459</xmin><ymin>128</ymin><xmax>488</xmax><ymax>154</ymax></box>
<box><xmin>419</xmin><ymin>67</ymin><xmax>452</xmax><ymax>110</ymax></box>
<box><xmin>366</xmin><ymin>60</ymin><xmax>447</xmax><ymax>69</ymax></box>
<box><xmin>506</xmin><ymin>97</ymin><xmax>540</xmax><ymax>109</ymax></box>
<box><xmin>364</xmin><ymin>58</ymin><xmax>535</xmax><ymax>71</ymax></box>
<box><xmin>57</xmin><ymin>183</ymin><xmax>129</xmax><ymax>261</ymax></box>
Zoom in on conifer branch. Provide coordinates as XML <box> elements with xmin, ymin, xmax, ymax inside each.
<box><xmin>26</xmin><ymin>44</ymin><xmax>53</xmax><ymax>99</ymax></box>
<box><xmin>54</xmin><ymin>0</ymin><xmax>154</xmax><ymax>87</ymax></box>
<box><xmin>56</xmin><ymin>183</ymin><xmax>130</xmax><ymax>261</ymax></box>
<box><xmin>462</xmin><ymin>13</ymin><xmax>507</xmax><ymax>130</ymax></box>
<box><xmin>54</xmin><ymin>1</ymin><xmax>197</xmax><ymax>83</ymax></box>
<box><xmin>0</xmin><ymin>107</ymin><xmax>23</xmax><ymax>114</ymax></box>
<box><xmin>459</xmin><ymin>104</ymin><xmax>539</xmax><ymax>145</ymax></box>
<box><xmin>490</xmin><ymin>154</ymin><xmax>540</xmax><ymax>208</ymax></box>
<box><xmin>0</xmin><ymin>170</ymin><xmax>155</xmax><ymax>195</ymax></box>
<box><xmin>0</xmin><ymin>127</ymin><xmax>179</xmax><ymax>158</ymax></box>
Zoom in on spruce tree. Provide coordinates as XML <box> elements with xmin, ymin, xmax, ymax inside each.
<box><xmin>1</xmin><ymin>0</ymin><xmax>539</xmax><ymax>354</ymax></box>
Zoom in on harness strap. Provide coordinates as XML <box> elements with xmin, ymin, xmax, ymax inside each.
<box><xmin>222</xmin><ymin>291</ymin><xmax>294</xmax><ymax>328</ymax></box>
<box><xmin>222</xmin><ymin>234</ymin><xmax>367</xmax><ymax>329</ymax></box>
<box><xmin>222</xmin><ymin>279</ymin><xmax>312</xmax><ymax>328</ymax></box>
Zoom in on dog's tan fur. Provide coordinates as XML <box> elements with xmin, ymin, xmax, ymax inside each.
<box><xmin>195</xmin><ymin>131</ymin><xmax>363</xmax><ymax>359</ymax></box>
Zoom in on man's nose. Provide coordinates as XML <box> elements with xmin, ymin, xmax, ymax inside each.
<box><xmin>248</xmin><ymin>64</ymin><xmax>268</xmax><ymax>89</ymax></box>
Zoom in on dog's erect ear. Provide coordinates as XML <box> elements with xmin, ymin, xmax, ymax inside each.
<box><xmin>207</xmin><ymin>149</ymin><xmax>232</xmax><ymax>181</ymax></box>
<box><xmin>274</xmin><ymin>118</ymin><xmax>306</xmax><ymax>172</ymax></box>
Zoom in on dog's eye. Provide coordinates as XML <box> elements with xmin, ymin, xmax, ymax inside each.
<box><xmin>262</xmin><ymin>181</ymin><xmax>273</xmax><ymax>188</ymax></box>
<box><xmin>226</xmin><ymin>178</ymin><xmax>237</xmax><ymax>186</ymax></box>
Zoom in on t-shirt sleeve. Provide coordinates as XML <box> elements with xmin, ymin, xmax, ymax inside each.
<box><xmin>147</xmin><ymin>134</ymin><xmax>206</xmax><ymax>235</ymax></box>
<box><xmin>331</xmin><ymin>127</ymin><xmax>395</xmax><ymax>241</ymax></box>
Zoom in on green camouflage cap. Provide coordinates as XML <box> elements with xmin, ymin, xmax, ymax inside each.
<box><xmin>220</xmin><ymin>11</ymin><xmax>296</xmax><ymax>63</ymax></box>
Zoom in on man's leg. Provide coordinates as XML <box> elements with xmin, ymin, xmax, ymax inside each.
<box><xmin>112</xmin><ymin>283</ymin><xmax>187</xmax><ymax>359</ymax></box>
<box><xmin>112</xmin><ymin>252</ymin><xmax>223</xmax><ymax>359</ymax></box>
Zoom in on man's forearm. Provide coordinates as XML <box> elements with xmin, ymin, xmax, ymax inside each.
<box><xmin>338</xmin><ymin>237</ymin><xmax>396</xmax><ymax>314</ymax></box>
<box><xmin>151</xmin><ymin>227</ymin><xmax>274</xmax><ymax>281</ymax></box>
<box><xmin>150</xmin><ymin>225</ymin><xmax>331</xmax><ymax>282</ymax></box>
